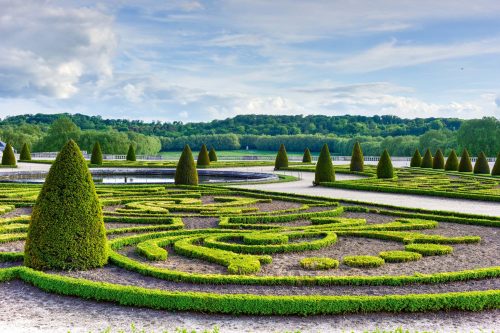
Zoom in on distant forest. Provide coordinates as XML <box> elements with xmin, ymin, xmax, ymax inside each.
<box><xmin>0</xmin><ymin>113</ymin><xmax>498</xmax><ymax>156</ymax></box>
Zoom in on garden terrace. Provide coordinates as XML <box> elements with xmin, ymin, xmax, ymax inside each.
<box><xmin>0</xmin><ymin>183</ymin><xmax>498</xmax><ymax>316</ymax></box>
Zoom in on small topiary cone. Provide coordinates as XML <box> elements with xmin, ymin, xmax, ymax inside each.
<box><xmin>377</xmin><ymin>149</ymin><xmax>394</xmax><ymax>179</ymax></box>
<box><xmin>126</xmin><ymin>144</ymin><xmax>136</xmax><ymax>161</ymax></box>
<box><xmin>473</xmin><ymin>152</ymin><xmax>490</xmax><ymax>174</ymax></box>
<box><xmin>491</xmin><ymin>152</ymin><xmax>500</xmax><ymax>176</ymax></box>
<box><xmin>350</xmin><ymin>142</ymin><xmax>364</xmax><ymax>172</ymax></box>
<box><xmin>432</xmin><ymin>149</ymin><xmax>445</xmax><ymax>169</ymax></box>
<box><xmin>19</xmin><ymin>143</ymin><xmax>31</xmax><ymax>161</ymax></box>
<box><xmin>420</xmin><ymin>148</ymin><xmax>433</xmax><ymax>168</ymax></box>
<box><xmin>209</xmin><ymin>146</ymin><xmax>218</xmax><ymax>162</ymax></box>
<box><xmin>197</xmin><ymin>144</ymin><xmax>210</xmax><ymax>167</ymax></box>
<box><xmin>302</xmin><ymin>148</ymin><xmax>312</xmax><ymax>163</ymax></box>
<box><xmin>90</xmin><ymin>142</ymin><xmax>103</xmax><ymax>165</ymax></box>
<box><xmin>1</xmin><ymin>143</ymin><xmax>16</xmax><ymax>166</ymax></box>
<box><xmin>314</xmin><ymin>143</ymin><xmax>335</xmax><ymax>185</ymax></box>
<box><xmin>444</xmin><ymin>149</ymin><xmax>459</xmax><ymax>171</ymax></box>
<box><xmin>458</xmin><ymin>148</ymin><xmax>473</xmax><ymax>172</ymax></box>
<box><xmin>410</xmin><ymin>148</ymin><xmax>422</xmax><ymax>167</ymax></box>
<box><xmin>274</xmin><ymin>144</ymin><xmax>288</xmax><ymax>170</ymax></box>
<box><xmin>175</xmin><ymin>145</ymin><xmax>198</xmax><ymax>185</ymax></box>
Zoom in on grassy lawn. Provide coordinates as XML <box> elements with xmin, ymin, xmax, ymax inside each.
<box><xmin>159</xmin><ymin>149</ymin><xmax>317</xmax><ymax>160</ymax></box>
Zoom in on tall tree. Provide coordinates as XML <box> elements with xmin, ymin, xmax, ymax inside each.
<box><xmin>457</xmin><ymin>117</ymin><xmax>500</xmax><ymax>156</ymax></box>
<box><xmin>314</xmin><ymin>144</ymin><xmax>335</xmax><ymax>185</ymax></box>
<box><xmin>274</xmin><ymin>144</ymin><xmax>289</xmax><ymax>170</ymax></box>
<box><xmin>377</xmin><ymin>149</ymin><xmax>394</xmax><ymax>179</ymax></box>
<box><xmin>350</xmin><ymin>142</ymin><xmax>364</xmax><ymax>172</ymax></box>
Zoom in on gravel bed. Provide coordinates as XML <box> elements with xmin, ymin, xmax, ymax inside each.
<box><xmin>183</xmin><ymin>217</ymin><xmax>219</xmax><ymax>229</ymax></box>
<box><xmin>0</xmin><ymin>207</ymin><xmax>32</xmax><ymax>218</ymax></box>
<box><xmin>0</xmin><ymin>240</ymin><xmax>24</xmax><ymax>252</ymax></box>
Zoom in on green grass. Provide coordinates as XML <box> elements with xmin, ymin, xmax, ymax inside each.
<box><xmin>159</xmin><ymin>149</ymin><xmax>319</xmax><ymax>160</ymax></box>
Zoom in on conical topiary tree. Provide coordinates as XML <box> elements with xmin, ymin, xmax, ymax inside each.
<box><xmin>410</xmin><ymin>148</ymin><xmax>422</xmax><ymax>167</ymax></box>
<box><xmin>274</xmin><ymin>144</ymin><xmax>288</xmax><ymax>170</ymax></box>
<box><xmin>19</xmin><ymin>143</ymin><xmax>31</xmax><ymax>161</ymax></box>
<box><xmin>444</xmin><ymin>149</ymin><xmax>459</xmax><ymax>171</ymax></box>
<box><xmin>197</xmin><ymin>144</ymin><xmax>211</xmax><ymax>167</ymax></box>
<box><xmin>473</xmin><ymin>152</ymin><xmax>490</xmax><ymax>175</ymax></box>
<box><xmin>458</xmin><ymin>148</ymin><xmax>473</xmax><ymax>172</ymax></box>
<box><xmin>377</xmin><ymin>149</ymin><xmax>394</xmax><ymax>179</ymax></box>
<box><xmin>126</xmin><ymin>144</ymin><xmax>136</xmax><ymax>161</ymax></box>
<box><xmin>314</xmin><ymin>144</ymin><xmax>335</xmax><ymax>185</ymax></box>
<box><xmin>350</xmin><ymin>141</ymin><xmax>364</xmax><ymax>172</ymax></box>
<box><xmin>209</xmin><ymin>146</ymin><xmax>218</xmax><ymax>162</ymax></box>
<box><xmin>24</xmin><ymin>140</ymin><xmax>107</xmax><ymax>270</ymax></box>
<box><xmin>302</xmin><ymin>148</ymin><xmax>312</xmax><ymax>163</ymax></box>
<box><xmin>90</xmin><ymin>142</ymin><xmax>103</xmax><ymax>165</ymax></box>
<box><xmin>421</xmin><ymin>148</ymin><xmax>433</xmax><ymax>168</ymax></box>
<box><xmin>491</xmin><ymin>152</ymin><xmax>500</xmax><ymax>176</ymax></box>
<box><xmin>175</xmin><ymin>145</ymin><xmax>198</xmax><ymax>185</ymax></box>
<box><xmin>1</xmin><ymin>143</ymin><xmax>16</xmax><ymax>166</ymax></box>
<box><xmin>432</xmin><ymin>149</ymin><xmax>445</xmax><ymax>169</ymax></box>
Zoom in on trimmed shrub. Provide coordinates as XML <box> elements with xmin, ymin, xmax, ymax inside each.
<box><xmin>376</xmin><ymin>149</ymin><xmax>393</xmax><ymax>179</ymax></box>
<box><xmin>24</xmin><ymin>140</ymin><xmax>108</xmax><ymax>270</ymax></box>
<box><xmin>90</xmin><ymin>142</ymin><xmax>103</xmax><ymax>165</ymax></box>
<box><xmin>492</xmin><ymin>152</ymin><xmax>500</xmax><ymax>176</ymax></box>
<box><xmin>350</xmin><ymin>141</ymin><xmax>364</xmax><ymax>172</ymax></box>
<box><xmin>197</xmin><ymin>144</ymin><xmax>211</xmax><ymax>167</ymax></box>
<box><xmin>274</xmin><ymin>144</ymin><xmax>288</xmax><ymax>170</ymax></box>
<box><xmin>444</xmin><ymin>149</ymin><xmax>459</xmax><ymax>171</ymax></box>
<box><xmin>209</xmin><ymin>147</ymin><xmax>218</xmax><ymax>162</ymax></box>
<box><xmin>314</xmin><ymin>144</ymin><xmax>335</xmax><ymax>184</ymax></box>
<box><xmin>175</xmin><ymin>145</ymin><xmax>198</xmax><ymax>185</ymax></box>
<box><xmin>300</xmin><ymin>257</ymin><xmax>339</xmax><ymax>270</ymax></box>
<box><xmin>458</xmin><ymin>148</ymin><xmax>472</xmax><ymax>172</ymax></box>
<box><xmin>379</xmin><ymin>251</ymin><xmax>422</xmax><ymax>263</ymax></box>
<box><xmin>432</xmin><ymin>149</ymin><xmax>445</xmax><ymax>169</ymax></box>
<box><xmin>1</xmin><ymin>143</ymin><xmax>16</xmax><ymax>166</ymax></box>
<box><xmin>343</xmin><ymin>255</ymin><xmax>385</xmax><ymax>268</ymax></box>
<box><xmin>126</xmin><ymin>144</ymin><xmax>136</xmax><ymax>161</ymax></box>
<box><xmin>19</xmin><ymin>143</ymin><xmax>31</xmax><ymax>161</ymax></box>
<box><xmin>302</xmin><ymin>148</ymin><xmax>312</xmax><ymax>163</ymax></box>
<box><xmin>421</xmin><ymin>149</ymin><xmax>433</xmax><ymax>168</ymax></box>
<box><xmin>473</xmin><ymin>152</ymin><xmax>490</xmax><ymax>175</ymax></box>
<box><xmin>410</xmin><ymin>148</ymin><xmax>422</xmax><ymax>167</ymax></box>
<box><xmin>405</xmin><ymin>243</ymin><xmax>453</xmax><ymax>256</ymax></box>
<box><xmin>243</xmin><ymin>233</ymin><xmax>288</xmax><ymax>245</ymax></box>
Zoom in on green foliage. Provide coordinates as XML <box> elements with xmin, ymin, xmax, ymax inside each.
<box><xmin>1</xmin><ymin>143</ymin><xmax>16</xmax><ymax>166</ymax></box>
<box><xmin>300</xmin><ymin>257</ymin><xmax>339</xmax><ymax>270</ymax></box>
<box><xmin>350</xmin><ymin>141</ymin><xmax>364</xmax><ymax>172</ymax></box>
<box><xmin>420</xmin><ymin>149</ymin><xmax>433</xmax><ymax>168</ymax></box>
<box><xmin>197</xmin><ymin>144</ymin><xmax>211</xmax><ymax>167</ymax></box>
<box><xmin>343</xmin><ymin>255</ymin><xmax>385</xmax><ymax>268</ymax></box>
<box><xmin>473</xmin><ymin>152</ymin><xmax>490</xmax><ymax>175</ymax></box>
<box><xmin>209</xmin><ymin>147</ymin><xmax>218</xmax><ymax>162</ymax></box>
<box><xmin>24</xmin><ymin>140</ymin><xmax>108</xmax><ymax>270</ymax></box>
<box><xmin>410</xmin><ymin>148</ymin><xmax>422</xmax><ymax>167</ymax></box>
<box><xmin>444</xmin><ymin>149</ymin><xmax>459</xmax><ymax>171</ymax></box>
<box><xmin>126</xmin><ymin>144</ymin><xmax>136</xmax><ymax>161</ymax></box>
<box><xmin>492</xmin><ymin>152</ymin><xmax>500</xmax><ymax>176</ymax></box>
<box><xmin>33</xmin><ymin>116</ymin><xmax>81</xmax><ymax>152</ymax></box>
<box><xmin>243</xmin><ymin>233</ymin><xmax>288</xmax><ymax>245</ymax></box>
<box><xmin>432</xmin><ymin>149</ymin><xmax>445</xmax><ymax>169</ymax></box>
<box><xmin>90</xmin><ymin>142</ymin><xmax>103</xmax><ymax>165</ymax></box>
<box><xmin>314</xmin><ymin>144</ymin><xmax>335</xmax><ymax>184</ymax></box>
<box><xmin>458</xmin><ymin>148</ymin><xmax>473</xmax><ymax>172</ymax></box>
<box><xmin>302</xmin><ymin>147</ymin><xmax>312</xmax><ymax>163</ymax></box>
<box><xmin>379</xmin><ymin>251</ymin><xmax>422</xmax><ymax>263</ymax></box>
<box><xmin>376</xmin><ymin>149</ymin><xmax>393</xmax><ymax>179</ymax></box>
<box><xmin>19</xmin><ymin>143</ymin><xmax>31</xmax><ymax>161</ymax></box>
<box><xmin>174</xmin><ymin>145</ymin><xmax>198</xmax><ymax>185</ymax></box>
<box><xmin>405</xmin><ymin>243</ymin><xmax>453</xmax><ymax>256</ymax></box>
<box><xmin>457</xmin><ymin>117</ymin><xmax>500</xmax><ymax>156</ymax></box>
<box><xmin>274</xmin><ymin>144</ymin><xmax>289</xmax><ymax>170</ymax></box>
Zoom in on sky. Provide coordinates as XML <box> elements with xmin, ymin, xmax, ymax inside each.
<box><xmin>0</xmin><ymin>0</ymin><xmax>499</xmax><ymax>122</ymax></box>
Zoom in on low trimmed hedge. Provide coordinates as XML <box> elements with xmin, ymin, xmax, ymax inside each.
<box><xmin>343</xmin><ymin>255</ymin><xmax>385</xmax><ymax>268</ymax></box>
<box><xmin>243</xmin><ymin>233</ymin><xmax>289</xmax><ymax>245</ymax></box>
<box><xmin>405</xmin><ymin>243</ymin><xmax>453</xmax><ymax>256</ymax></box>
<box><xmin>379</xmin><ymin>251</ymin><xmax>422</xmax><ymax>263</ymax></box>
<box><xmin>300</xmin><ymin>257</ymin><xmax>339</xmax><ymax>270</ymax></box>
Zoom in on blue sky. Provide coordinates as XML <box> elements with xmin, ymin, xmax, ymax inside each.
<box><xmin>0</xmin><ymin>0</ymin><xmax>499</xmax><ymax>122</ymax></box>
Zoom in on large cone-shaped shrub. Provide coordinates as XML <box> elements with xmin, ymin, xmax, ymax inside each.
<box><xmin>377</xmin><ymin>149</ymin><xmax>394</xmax><ymax>179</ymax></box>
<box><xmin>420</xmin><ymin>148</ymin><xmax>433</xmax><ymax>168</ymax></box>
<box><xmin>209</xmin><ymin>147</ymin><xmax>218</xmax><ymax>162</ymax></box>
<box><xmin>175</xmin><ymin>145</ymin><xmax>198</xmax><ymax>185</ymax></box>
<box><xmin>274</xmin><ymin>144</ymin><xmax>288</xmax><ymax>170</ymax></box>
<box><xmin>491</xmin><ymin>152</ymin><xmax>500</xmax><ymax>176</ymax></box>
<box><xmin>90</xmin><ymin>142</ymin><xmax>103</xmax><ymax>165</ymax></box>
<box><xmin>473</xmin><ymin>152</ymin><xmax>490</xmax><ymax>174</ymax></box>
<box><xmin>314</xmin><ymin>144</ymin><xmax>335</xmax><ymax>185</ymax></box>
<box><xmin>410</xmin><ymin>149</ymin><xmax>422</xmax><ymax>167</ymax></box>
<box><xmin>302</xmin><ymin>148</ymin><xmax>312</xmax><ymax>163</ymax></box>
<box><xmin>350</xmin><ymin>141</ymin><xmax>364</xmax><ymax>172</ymax></box>
<box><xmin>444</xmin><ymin>149</ymin><xmax>459</xmax><ymax>171</ymax></box>
<box><xmin>197</xmin><ymin>144</ymin><xmax>210</xmax><ymax>167</ymax></box>
<box><xmin>1</xmin><ymin>143</ymin><xmax>16</xmax><ymax>166</ymax></box>
<box><xmin>458</xmin><ymin>148</ymin><xmax>473</xmax><ymax>172</ymax></box>
<box><xmin>432</xmin><ymin>149</ymin><xmax>445</xmax><ymax>169</ymax></box>
<box><xmin>19</xmin><ymin>143</ymin><xmax>31</xmax><ymax>161</ymax></box>
<box><xmin>126</xmin><ymin>144</ymin><xmax>136</xmax><ymax>161</ymax></box>
<box><xmin>24</xmin><ymin>140</ymin><xmax>107</xmax><ymax>270</ymax></box>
